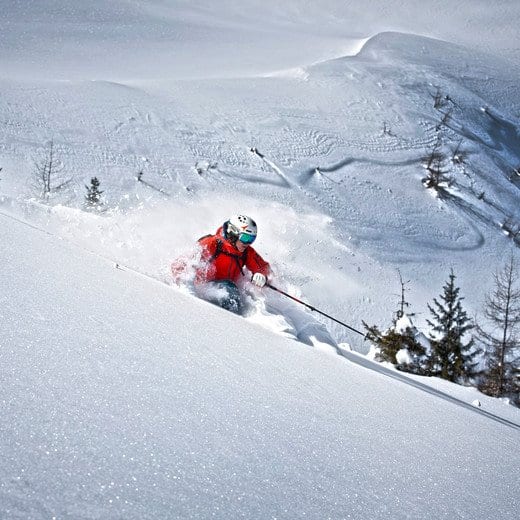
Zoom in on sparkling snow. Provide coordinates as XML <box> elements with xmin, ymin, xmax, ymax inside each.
<box><xmin>1</xmin><ymin>1</ymin><xmax>519</xmax><ymax>518</ymax></box>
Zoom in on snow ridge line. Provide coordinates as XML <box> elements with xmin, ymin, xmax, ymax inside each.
<box><xmin>1</xmin><ymin>207</ymin><xmax>519</xmax><ymax>431</ymax></box>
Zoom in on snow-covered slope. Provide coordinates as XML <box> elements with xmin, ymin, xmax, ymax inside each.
<box><xmin>1</xmin><ymin>1</ymin><xmax>520</xmax><ymax>516</ymax></box>
<box><xmin>1</xmin><ymin>210</ymin><xmax>519</xmax><ymax>519</ymax></box>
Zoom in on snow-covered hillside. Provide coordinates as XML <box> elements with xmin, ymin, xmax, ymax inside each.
<box><xmin>1</xmin><ymin>209</ymin><xmax>519</xmax><ymax>519</ymax></box>
<box><xmin>1</xmin><ymin>1</ymin><xmax>519</xmax><ymax>517</ymax></box>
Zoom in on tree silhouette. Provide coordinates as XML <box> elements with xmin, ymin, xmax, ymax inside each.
<box><xmin>85</xmin><ymin>177</ymin><xmax>104</xmax><ymax>210</ymax></box>
<box><xmin>427</xmin><ymin>270</ymin><xmax>478</xmax><ymax>382</ymax></box>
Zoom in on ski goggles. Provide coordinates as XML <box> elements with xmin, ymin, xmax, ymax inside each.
<box><xmin>238</xmin><ymin>232</ymin><xmax>256</xmax><ymax>244</ymax></box>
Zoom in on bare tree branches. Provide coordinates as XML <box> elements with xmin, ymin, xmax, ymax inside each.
<box><xmin>33</xmin><ymin>140</ymin><xmax>72</xmax><ymax>201</ymax></box>
<box><xmin>395</xmin><ymin>269</ymin><xmax>413</xmax><ymax>321</ymax></box>
<box><xmin>477</xmin><ymin>255</ymin><xmax>520</xmax><ymax>401</ymax></box>
<box><xmin>422</xmin><ymin>134</ymin><xmax>452</xmax><ymax>190</ymax></box>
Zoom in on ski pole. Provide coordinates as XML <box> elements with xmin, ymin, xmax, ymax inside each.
<box><xmin>266</xmin><ymin>283</ymin><xmax>366</xmax><ymax>338</ymax></box>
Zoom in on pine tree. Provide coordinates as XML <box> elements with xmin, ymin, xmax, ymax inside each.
<box><xmin>85</xmin><ymin>177</ymin><xmax>103</xmax><ymax>209</ymax></box>
<box><xmin>427</xmin><ymin>269</ymin><xmax>477</xmax><ymax>382</ymax></box>
<box><xmin>477</xmin><ymin>255</ymin><xmax>520</xmax><ymax>402</ymax></box>
<box><xmin>363</xmin><ymin>271</ymin><xmax>428</xmax><ymax>375</ymax></box>
<box><xmin>363</xmin><ymin>320</ymin><xmax>428</xmax><ymax>374</ymax></box>
<box><xmin>364</xmin><ymin>323</ymin><xmax>403</xmax><ymax>364</ymax></box>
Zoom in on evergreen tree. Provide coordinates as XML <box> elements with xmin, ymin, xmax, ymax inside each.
<box><xmin>364</xmin><ymin>323</ymin><xmax>403</xmax><ymax>364</ymax></box>
<box><xmin>85</xmin><ymin>177</ymin><xmax>103</xmax><ymax>209</ymax></box>
<box><xmin>363</xmin><ymin>317</ymin><xmax>428</xmax><ymax>375</ymax></box>
<box><xmin>363</xmin><ymin>271</ymin><xmax>428</xmax><ymax>375</ymax></box>
<box><xmin>477</xmin><ymin>255</ymin><xmax>520</xmax><ymax>402</ymax></box>
<box><xmin>427</xmin><ymin>270</ymin><xmax>477</xmax><ymax>382</ymax></box>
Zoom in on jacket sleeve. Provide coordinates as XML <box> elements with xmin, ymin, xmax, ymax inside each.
<box><xmin>245</xmin><ymin>247</ymin><xmax>271</xmax><ymax>278</ymax></box>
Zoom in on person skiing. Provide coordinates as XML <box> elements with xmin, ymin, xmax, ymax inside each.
<box><xmin>172</xmin><ymin>214</ymin><xmax>271</xmax><ymax>314</ymax></box>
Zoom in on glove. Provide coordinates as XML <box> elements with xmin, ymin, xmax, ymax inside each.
<box><xmin>251</xmin><ymin>272</ymin><xmax>267</xmax><ymax>288</ymax></box>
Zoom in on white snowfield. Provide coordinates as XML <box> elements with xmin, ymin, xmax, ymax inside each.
<box><xmin>1</xmin><ymin>0</ymin><xmax>520</xmax><ymax>518</ymax></box>
<box><xmin>0</xmin><ymin>210</ymin><xmax>519</xmax><ymax>519</ymax></box>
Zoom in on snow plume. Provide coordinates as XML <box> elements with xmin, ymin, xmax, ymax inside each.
<box><xmin>21</xmin><ymin>192</ymin><xmax>340</xmax><ymax>290</ymax></box>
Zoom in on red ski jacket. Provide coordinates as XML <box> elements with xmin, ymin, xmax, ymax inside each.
<box><xmin>194</xmin><ymin>227</ymin><xmax>270</xmax><ymax>285</ymax></box>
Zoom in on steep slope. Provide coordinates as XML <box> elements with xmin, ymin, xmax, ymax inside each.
<box><xmin>1</xmin><ymin>210</ymin><xmax>518</xmax><ymax>519</ymax></box>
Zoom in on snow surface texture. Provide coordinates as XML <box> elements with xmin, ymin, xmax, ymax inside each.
<box><xmin>1</xmin><ymin>0</ymin><xmax>519</xmax><ymax>348</ymax></box>
<box><xmin>1</xmin><ymin>211</ymin><xmax>519</xmax><ymax>519</ymax></box>
<box><xmin>1</xmin><ymin>1</ymin><xmax>520</xmax><ymax>518</ymax></box>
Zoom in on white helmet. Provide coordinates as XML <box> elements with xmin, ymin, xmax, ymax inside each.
<box><xmin>224</xmin><ymin>214</ymin><xmax>257</xmax><ymax>244</ymax></box>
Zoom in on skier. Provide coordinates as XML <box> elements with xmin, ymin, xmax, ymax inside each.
<box><xmin>172</xmin><ymin>215</ymin><xmax>271</xmax><ymax>314</ymax></box>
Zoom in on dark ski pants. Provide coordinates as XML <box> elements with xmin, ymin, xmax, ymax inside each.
<box><xmin>194</xmin><ymin>280</ymin><xmax>243</xmax><ymax>314</ymax></box>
